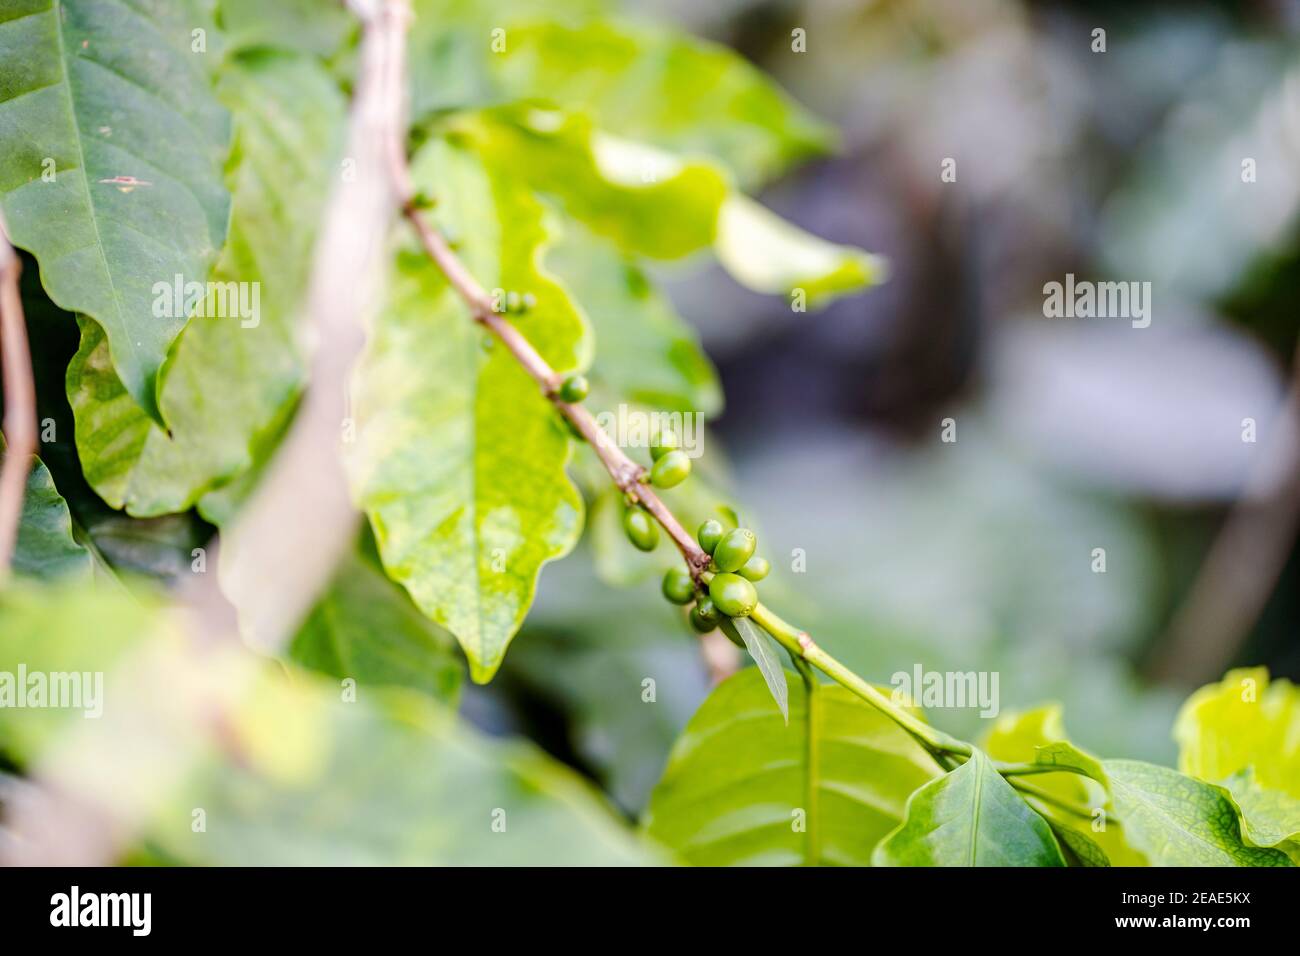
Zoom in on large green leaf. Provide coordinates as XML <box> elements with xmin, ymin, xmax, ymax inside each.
<box><xmin>1030</xmin><ymin>743</ymin><xmax>1292</xmax><ymax>866</ymax></box>
<box><xmin>291</xmin><ymin>537</ymin><xmax>464</xmax><ymax>706</ymax></box>
<box><xmin>873</xmin><ymin>749</ymin><xmax>1065</xmax><ymax>867</ymax></box>
<box><xmin>66</xmin><ymin>49</ymin><xmax>344</xmax><ymax>515</ymax></box>
<box><xmin>351</xmin><ymin>138</ymin><xmax>586</xmax><ymax>683</ymax></box>
<box><xmin>217</xmin><ymin>0</ymin><xmax>355</xmax><ymax>58</ymax></box>
<box><xmin>644</xmin><ymin>669</ymin><xmax>941</xmax><ymax>865</ymax></box>
<box><xmin>0</xmin><ymin>0</ymin><xmax>231</xmax><ymax>423</ymax></box>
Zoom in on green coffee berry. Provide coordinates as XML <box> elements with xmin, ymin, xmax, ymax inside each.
<box><xmin>558</xmin><ymin>374</ymin><xmax>589</xmax><ymax>403</ymax></box>
<box><xmin>650</xmin><ymin>450</ymin><xmax>691</xmax><ymax>488</ymax></box>
<box><xmin>690</xmin><ymin>597</ymin><xmax>720</xmax><ymax>633</ymax></box>
<box><xmin>713</xmin><ymin>528</ymin><xmax>757</xmax><ymax>573</ymax></box>
<box><xmin>739</xmin><ymin>555</ymin><xmax>770</xmax><ymax>582</ymax></box>
<box><xmin>697</xmin><ymin>519</ymin><xmax>724</xmax><ymax>555</ymax></box>
<box><xmin>622</xmin><ymin>507</ymin><xmax>659</xmax><ymax>552</ymax></box>
<box><xmin>661</xmin><ymin>567</ymin><xmax>694</xmax><ymax>605</ymax></box>
<box><xmin>650</xmin><ymin>430</ymin><xmax>680</xmax><ymax>461</ymax></box>
<box><xmin>709</xmin><ymin>572</ymin><xmax>758</xmax><ymax>618</ymax></box>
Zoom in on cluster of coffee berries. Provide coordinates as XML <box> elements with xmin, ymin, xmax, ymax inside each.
<box><xmin>660</xmin><ymin>518</ymin><xmax>769</xmax><ymax>635</ymax></box>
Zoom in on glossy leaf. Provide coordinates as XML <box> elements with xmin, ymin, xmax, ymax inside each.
<box><xmin>350</xmin><ymin>138</ymin><xmax>586</xmax><ymax>683</ymax></box>
<box><xmin>67</xmin><ymin>50</ymin><xmax>344</xmax><ymax>515</ymax></box>
<box><xmin>1031</xmin><ymin>743</ymin><xmax>1292</xmax><ymax>867</ymax></box>
<box><xmin>644</xmin><ymin>669</ymin><xmax>941</xmax><ymax>865</ymax></box>
<box><xmin>0</xmin><ymin>0</ymin><xmax>231</xmax><ymax>423</ymax></box>
<box><xmin>720</xmin><ymin>616</ymin><xmax>788</xmax><ymax>723</ymax></box>
<box><xmin>291</xmin><ymin>540</ymin><xmax>464</xmax><ymax>705</ymax></box>
<box><xmin>873</xmin><ymin>749</ymin><xmax>1065</xmax><ymax>867</ymax></box>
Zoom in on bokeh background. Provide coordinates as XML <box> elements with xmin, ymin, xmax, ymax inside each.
<box><xmin>470</xmin><ymin>0</ymin><xmax>1300</xmax><ymax>816</ymax></box>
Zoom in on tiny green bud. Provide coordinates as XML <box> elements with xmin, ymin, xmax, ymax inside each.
<box><xmin>661</xmin><ymin>567</ymin><xmax>695</xmax><ymax>605</ymax></box>
<box><xmin>558</xmin><ymin>374</ymin><xmax>589</xmax><ymax>403</ymax></box>
<box><xmin>738</xmin><ymin>555</ymin><xmax>770</xmax><ymax>582</ymax></box>
<box><xmin>709</xmin><ymin>572</ymin><xmax>758</xmax><ymax>618</ymax></box>
<box><xmin>650</xmin><ymin>449</ymin><xmax>691</xmax><ymax>488</ymax></box>
<box><xmin>697</xmin><ymin>519</ymin><xmax>724</xmax><ymax>555</ymax></box>
<box><xmin>622</xmin><ymin>507</ymin><xmax>659</xmax><ymax>552</ymax></box>
<box><xmin>713</xmin><ymin>528</ymin><xmax>757</xmax><ymax>574</ymax></box>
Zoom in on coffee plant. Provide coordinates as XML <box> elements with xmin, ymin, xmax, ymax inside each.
<box><xmin>0</xmin><ymin>0</ymin><xmax>1296</xmax><ymax>868</ymax></box>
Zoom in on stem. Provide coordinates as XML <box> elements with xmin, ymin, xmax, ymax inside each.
<box><xmin>750</xmin><ymin>602</ymin><xmax>972</xmax><ymax>760</ymax></box>
<box><xmin>1008</xmin><ymin>778</ymin><xmax>1097</xmax><ymax>822</ymax></box>
<box><xmin>0</xmin><ymin>212</ymin><xmax>37</xmax><ymax>581</ymax></box>
<box><xmin>996</xmin><ymin>761</ymin><xmax>1094</xmax><ymax>778</ymax></box>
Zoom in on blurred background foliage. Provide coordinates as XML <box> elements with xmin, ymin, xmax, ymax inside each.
<box><xmin>481</xmin><ymin>0</ymin><xmax>1300</xmax><ymax>816</ymax></box>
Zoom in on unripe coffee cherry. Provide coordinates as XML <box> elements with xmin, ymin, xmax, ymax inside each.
<box><xmin>623</xmin><ymin>508</ymin><xmax>659</xmax><ymax>551</ymax></box>
<box><xmin>697</xmin><ymin>519</ymin><xmax>724</xmax><ymax>555</ymax></box>
<box><xmin>651</xmin><ymin>430</ymin><xmax>681</xmax><ymax>461</ymax></box>
<box><xmin>709</xmin><ymin>572</ymin><xmax>757</xmax><ymax>618</ymax></box>
<box><xmin>558</xmin><ymin>374</ymin><xmax>588</xmax><ymax>403</ymax></box>
<box><xmin>690</xmin><ymin>597</ymin><xmax>720</xmax><ymax>633</ymax></box>
<box><xmin>650</xmin><ymin>450</ymin><xmax>691</xmax><ymax>488</ymax></box>
<box><xmin>713</xmin><ymin>528</ymin><xmax>756</xmax><ymax>573</ymax></box>
<box><xmin>739</xmin><ymin>555</ymin><xmax>770</xmax><ymax>582</ymax></box>
<box><xmin>661</xmin><ymin>567</ymin><xmax>694</xmax><ymax>605</ymax></box>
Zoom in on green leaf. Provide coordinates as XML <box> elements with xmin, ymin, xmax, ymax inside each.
<box><xmin>66</xmin><ymin>49</ymin><xmax>345</xmax><ymax>515</ymax></box>
<box><xmin>1222</xmin><ymin>769</ymin><xmax>1300</xmax><ymax>862</ymax></box>
<box><xmin>644</xmin><ymin>669</ymin><xmax>941</xmax><ymax>865</ymax></box>
<box><xmin>981</xmin><ymin>706</ymin><xmax>1141</xmax><ymax>866</ymax></box>
<box><xmin>351</xmin><ymin>138</ymin><xmax>586</xmax><ymax>683</ymax></box>
<box><xmin>460</xmin><ymin>108</ymin><xmax>884</xmax><ymax>308</ymax></box>
<box><xmin>720</xmin><ymin>616</ymin><xmax>788</xmax><ymax>723</ymax></box>
<box><xmin>291</xmin><ymin>538</ymin><xmax>464</xmax><ymax>706</ymax></box>
<box><xmin>1031</xmin><ymin>743</ymin><xmax>1292</xmax><ymax>866</ymax></box>
<box><xmin>1174</xmin><ymin>667</ymin><xmax>1300</xmax><ymax>798</ymax></box>
<box><xmin>0</xmin><ymin>0</ymin><xmax>232</xmax><ymax>424</ymax></box>
<box><xmin>486</xmin><ymin>18</ymin><xmax>833</xmax><ymax>189</ymax></box>
<box><xmin>873</xmin><ymin>749</ymin><xmax>1065</xmax><ymax>866</ymax></box>
<box><xmin>546</xmin><ymin>223</ymin><xmax>721</xmax><ymax>416</ymax></box>
<box><xmin>7</xmin><ymin>448</ymin><xmax>93</xmax><ymax>582</ymax></box>
<box><xmin>715</xmin><ymin>195</ymin><xmax>886</xmax><ymax>309</ymax></box>
<box><xmin>455</xmin><ymin>107</ymin><xmax>729</xmax><ymax>260</ymax></box>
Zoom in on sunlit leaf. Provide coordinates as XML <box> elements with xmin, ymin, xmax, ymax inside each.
<box><xmin>645</xmin><ymin>669</ymin><xmax>941</xmax><ymax>865</ymax></box>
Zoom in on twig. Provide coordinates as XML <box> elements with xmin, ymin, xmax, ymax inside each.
<box><xmin>0</xmin><ymin>212</ymin><xmax>37</xmax><ymax>580</ymax></box>
<box><xmin>398</xmin><ymin>204</ymin><xmax>713</xmax><ymax>580</ymax></box>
